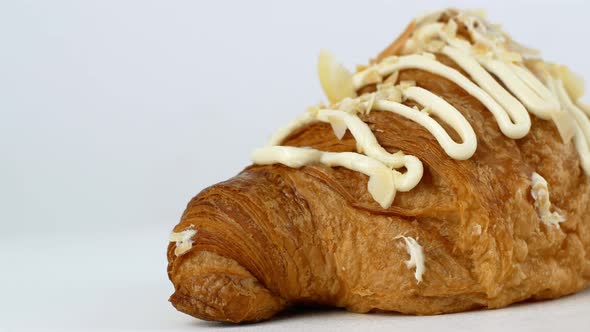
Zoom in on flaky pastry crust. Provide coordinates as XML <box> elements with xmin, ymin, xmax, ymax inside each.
<box><xmin>167</xmin><ymin>12</ymin><xmax>590</xmax><ymax>323</ymax></box>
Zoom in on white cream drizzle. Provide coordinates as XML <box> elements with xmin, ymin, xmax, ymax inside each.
<box><xmin>363</xmin><ymin>53</ymin><xmax>532</xmax><ymax>139</ymax></box>
<box><xmin>252</xmin><ymin>146</ymin><xmax>398</xmax><ymax>208</ymax></box>
<box><xmin>578</xmin><ymin>101</ymin><xmax>590</xmax><ymax>117</ymax></box>
<box><xmin>251</xmin><ymin>9</ymin><xmax>590</xmax><ymax>208</ymax></box>
<box><xmin>530</xmin><ymin>172</ymin><xmax>566</xmax><ymax>227</ymax></box>
<box><xmin>397</xmin><ymin>235</ymin><xmax>426</xmax><ymax>283</ymax></box>
<box><xmin>267</xmin><ymin>111</ymin><xmax>317</xmax><ymax>147</ymax></box>
<box><xmin>169</xmin><ymin>229</ymin><xmax>198</xmax><ymax>256</ymax></box>
<box><xmin>549</xmin><ymin>78</ymin><xmax>590</xmax><ymax>174</ymax></box>
<box><xmin>373</xmin><ymin>95</ymin><xmax>477</xmax><ymax>160</ymax></box>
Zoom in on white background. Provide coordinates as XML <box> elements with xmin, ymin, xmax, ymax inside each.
<box><xmin>1</xmin><ymin>0</ymin><xmax>589</xmax><ymax>331</ymax></box>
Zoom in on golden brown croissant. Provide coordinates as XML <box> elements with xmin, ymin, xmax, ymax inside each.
<box><xmin>167</xmin><ymin>9</ymin><xmax>590</xmax><ymax>323</ymax></box>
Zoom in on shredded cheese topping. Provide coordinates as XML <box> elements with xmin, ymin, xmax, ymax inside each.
<box><xmin>397</xmin><ymin>236</ymin><xmax>426</xmax><ymax>283</ymax></box>
<box><xmin>530</xmin><ymin>172</ymin><xmax>566</xmax><ymax>227</ymax></box>
<box><xmin>251</xmin><ymin>8</ymin><xmax>590</xmax><ymax>208</ymax></box>
<box><xmin>169</xmin><ymin>229</ymin><xmax>198</xmax><ymax>256</ymax></box>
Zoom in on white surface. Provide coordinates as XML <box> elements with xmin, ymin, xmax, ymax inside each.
<box><xmin>1</xmin><ymin>229</ymin><xmax>589</xmax><ymax>332</ymax></box>
<box><xmin>1</xmin><ymin>0</ymin><xmax>590</xmax><ymax>331</ymax></box>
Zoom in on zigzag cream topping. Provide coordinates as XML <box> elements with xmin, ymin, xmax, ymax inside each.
<box><xmin>251</xmin><ymin>9</ymin><xmax>590</xmax><ymax>208</ymax></box>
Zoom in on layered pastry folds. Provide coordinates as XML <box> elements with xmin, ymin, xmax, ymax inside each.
<box><xmin>167</xmin><ymin>9</ymin><xmax>590</xmax><ymax>322</ymax></box>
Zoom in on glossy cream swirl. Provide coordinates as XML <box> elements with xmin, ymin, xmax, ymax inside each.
<box><xmin>251</xmin><ymin>9</ymin><xmax>590</xmax><ymax>208</ymax></box>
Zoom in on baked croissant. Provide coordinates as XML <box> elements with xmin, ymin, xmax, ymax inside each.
<box><xmin>167</xmin><ymin>8</ymin><xmax>590</xmax><ymax>323</ymax></box>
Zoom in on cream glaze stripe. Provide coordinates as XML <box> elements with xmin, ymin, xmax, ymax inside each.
<box><xmin>316</xmin><ymin>109</ymin><xmax>406</xmax><ymax>168</ymax></box>
<box><xmin>549</xmin><ymin>77</ymin><xmax>590</xmax><ymax>174</ymax></box>
<box><xmin>374</xmin><ymin>95</ymin><xmax>477</xmax><ymax>160</ymax></box>
<box><xmin>411</xmin><ymin>19</ymin><xmax>579</xmax><ymax>145</ymax></box>
<box><xmin>360</xmin><ymin>54</ymin><xmax>531</xmax><ymax>139</ymax></box>
<box><xmin>510</xmin><ymin>63</ymin><xmax>560</xmax><ymax>116</ymax></box>
<box><xmin>318</xmin><ymin>91</ymin><xmax>477</xmax><ymax>161</ymax></box>
<box><xmin>315</xmin><ymin>109</ymin><xmax>424</xmax><ymax>191</ymax></box>
<box><xmin>252</xmin><ymin>146</ymin><xmax>397</xmax><ymax>208</ymax></box>
<box><xmin>579</xmin><ymin>102</ymin><xmax>590</xmax><ymax>117</ymax></box>
<box><xmin>572</xmin><ymin>126</ymin><xmax>590</xmax><ymax>176</ymax></box>
<box><xmin>409</xmin><ymin>21</ymin><xmax>559</xmax><ymax>119</ymax></box>
<box><xmin>259</xmin><ymin>83</ymin><xmax>477</xmax><ymax>195</ymax></box>
<box><xmin>552</xmin><ymin>79</ymin><xmax>590</xmax><ymax>144</ymax></box>
<box><xmin>267</xmin><ymin>112</ymin><xmax>316</xmax><ymax>147</ymax></box>
<box><xmin>479</xmin><ymin>58</ymin><xmax>557</xmax><ymax>118</ymax></box>
<box><xmin>253</xmin><ymin>11</ymin><xmax>590</xmax><ymax>209</ymax></box>
<box><xmin>389</xmin><ymin>86</ymin><xmax>477</xmax><ymax>159</ymax></box>
<box><xmin>441</xmin><ymin>46</ymin><xmax>530</xmax><ymax>119</ymax></box>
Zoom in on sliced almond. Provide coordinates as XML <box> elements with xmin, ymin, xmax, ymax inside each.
<box><xmin>327</xmin><ymin>114</ymin><xmax>348</xmax><ymax>140</ymax></box>
<box><xmin>554</xmin><ymin>65</ymin><xmax>585</xmax><ymax>101</ymax></box>
<box><xmin>367</xmin><ymin>169</ymin><xmax>396</xmax><ymax>209</ymax></box>
<box><xmin>318</xmin><ymin>49</ymin><xmax>356</xmax><ymax>104</ymax></box>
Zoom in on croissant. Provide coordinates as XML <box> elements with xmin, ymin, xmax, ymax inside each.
<box><xmin>167</xmin><ymin>8</ymin><xmax>590</xmax><ymax>323</ymax></box>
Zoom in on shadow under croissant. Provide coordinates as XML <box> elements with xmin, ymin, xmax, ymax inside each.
<box><xmin>191</xmin><ymin>305</ymin><xmax>350</xmax><ymax>328</ymax></box>
<box><xmin>189</xmin><ymin>288</ymin><xmax>590</xmax><ymax>327</ymax></box>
